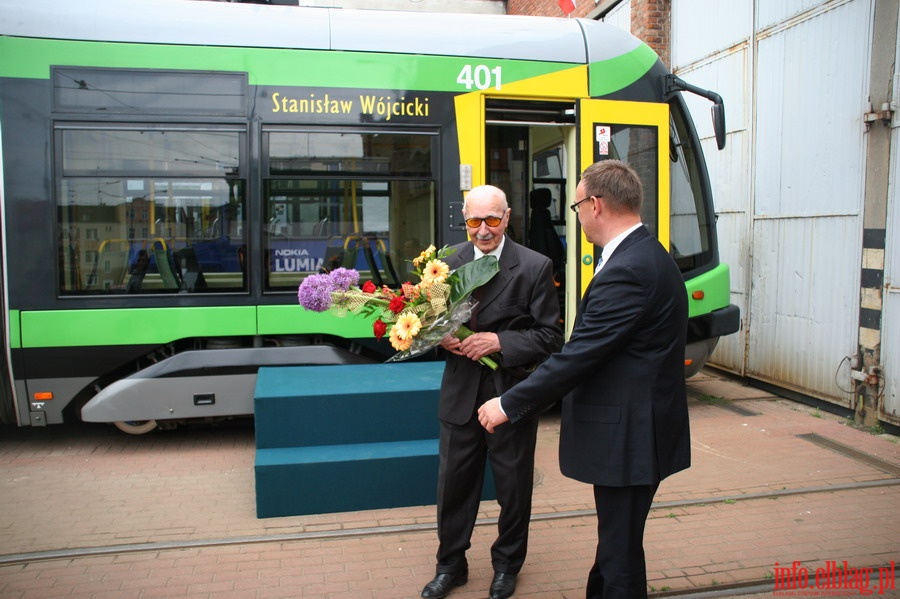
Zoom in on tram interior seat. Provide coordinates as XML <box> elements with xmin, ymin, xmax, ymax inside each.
<box><xmin>376</xmin><ymin>242</ymin><xmax>400</xmax><ymax>287</ymax></box>
<box><xmin>125</xmin><ymin>250</ymin><xmax>151</xmax><ymax>293</ymax></box>
<box><xmin>321</xmin><ymin>235</ymin><xmax>400</xmax><ymax>286</ymax></box>
<box><xmin>312</xmin><ymin>217</ymin><xmax>329</xmax><ymax>236</ymax></box>
<box><xmin>153</xmin><ymin>249</ymin><xmax>181</xmax><ymax>290</ymax></box>
<box><xmin>528</xmin><ymin>188</ymin><xmax>564</xmax><ymax>273</ymax></box>
<box><xmin>361</xmin><ymin>239</ymin><xmax>385</xmax><ymax>287</ymax></box>
<box><xmin>152</xmin><ymin>247</ymin><xmax>207</xmax><ymax>292</ymax></box>
<box><xmin>323</xmin><ymin>237</ymin><xmax>357</xmax><ymax>272</ymax></box>
<box><xmin>174</xmin><ymin>247</ymin><xmax>207</xmax><ymax>291</ymax></box>
<box><xmin>86</xmin><ymin>248</ymin><xmax>130</xmax><ymax>290</ymax></box>
<box><xmin>238</xmin><ymin>244</ymin><xmax>247</xmax><ymax>289</ymax></box>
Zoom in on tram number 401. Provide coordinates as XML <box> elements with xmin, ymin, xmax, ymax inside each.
<box><xmin>457</xmin><ymin>64</ymin><xmax>502</xmax><ymax>91</ymax></box>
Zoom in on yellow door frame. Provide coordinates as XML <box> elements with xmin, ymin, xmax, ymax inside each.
<box><xmin>575</xmin><ymin>99</ymin><xmax>670</xmax><ymax>299</ymax></box>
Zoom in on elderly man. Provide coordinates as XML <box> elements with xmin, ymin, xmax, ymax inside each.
<box><xmin>421</xmin><ymin>184</ymin><xmax>563</xmax><ymax>599</ymax></box>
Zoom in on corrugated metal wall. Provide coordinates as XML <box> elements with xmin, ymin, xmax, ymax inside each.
<box><xmin>671</xmin><ymin>0</ymin><xmax>751</xmax><ymax>374</ymax></box>
<box><xmin>672</xmin><ymin>0</ymin><xmax>874</xmax><ymax>404</ymax></box>
<box><xmin>884</xmin><ymin>17</ymin><xmax>900</xmax><ymax>422</ymax></box>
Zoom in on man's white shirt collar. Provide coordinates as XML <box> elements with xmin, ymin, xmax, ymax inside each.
<box><xmin>473</xmin><ymin>235</ymin><xmax>506</xmax><ymax>261</ymax></box>
<box><xmin>595</xmin><ymin>223</ymin><xmax>642</xmax><ymax>274</ymax></box>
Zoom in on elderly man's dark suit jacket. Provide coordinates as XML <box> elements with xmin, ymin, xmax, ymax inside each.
<box><xmin>501</xmin><ymin>225</ymin><xmax>690</xmax><ymax>486</ymax></box>
<box><xmin>439</xmin><ymin>238</ymin><xmax>563</xmax><ymax>425</ymax></box>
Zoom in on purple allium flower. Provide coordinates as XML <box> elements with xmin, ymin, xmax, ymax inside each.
<box><xmin>297</xmin><ymin>274</ymin><xmax>336</xmax><ymax>312</ymax></box>
<box><xmin>329</xmin><ymin>267</ymin><xmax>360</xmax><ymax>291</ymax></box>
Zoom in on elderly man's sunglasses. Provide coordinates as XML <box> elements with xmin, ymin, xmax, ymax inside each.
<box><xmin>464</xmin><ymin>216</ymin><xmax>503</xmax><ymax>228</ymax></box>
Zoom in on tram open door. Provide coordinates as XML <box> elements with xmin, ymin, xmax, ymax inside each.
<box><xmin>458</xmin><ymin>93</ymin><xmax>669</xmax><ymax>336</ymax></box>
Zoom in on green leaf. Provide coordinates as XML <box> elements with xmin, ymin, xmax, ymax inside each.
<box><xmin>449</xmin><ymin>255</ymin><xmax>499</xmax><ymax>304</ymax></box>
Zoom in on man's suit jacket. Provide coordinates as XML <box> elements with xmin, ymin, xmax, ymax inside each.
<box><xmin>439</xmin><ymin>238</ymin><xmax>563</xmax><ymax>425</ymax></box>
<box><xmin>501</xmin><ymin>226</ymin><xmax>691</xmax><ymax>487</ymax></box>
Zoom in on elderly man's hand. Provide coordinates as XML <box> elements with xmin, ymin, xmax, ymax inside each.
<box><xmin>459</xmin><ymin>332</ymin><xmax>501</xmax><ymax>362</ymax></box>
<box><xmin>478</xmin><ymin>397</ymin><xmax>509</xmax><ymax>433</ymax></box>
<box><xmin>440</xmin><ymin>334</ymin><xmax>462</xmax><ymax>354</ymax></box>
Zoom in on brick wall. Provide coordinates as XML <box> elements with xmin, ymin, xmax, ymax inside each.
<box><xmin>630</xmin><ymin>0</ymin><xmax>670</xmax><ymax>68</ymax></box>
<box><xmin>507</xmin><ymin>0</ymin><xmax>596</xmax><ymax>18</ymax></box>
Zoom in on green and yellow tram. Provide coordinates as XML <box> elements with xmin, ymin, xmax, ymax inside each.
<box><xmin>0</xmin><ymin>0</ymin><xmax>738</xmax><ymax>432</ymax></box>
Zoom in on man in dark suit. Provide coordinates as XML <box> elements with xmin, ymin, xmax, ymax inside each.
<box><xmin>478</xmin><ymin>160</ymin><xmax>691</xmax><ymax>599</ymax></box>
<box><xmin>420</xmin><ymin>185</ymin><xmax>563</xmax><ymax>599</ymax></box>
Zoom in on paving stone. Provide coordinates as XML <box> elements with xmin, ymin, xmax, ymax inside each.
<box><xmin>0</xmin><ymin>369</ymin><xmax>898</xmax><ymax>597</ymax></box>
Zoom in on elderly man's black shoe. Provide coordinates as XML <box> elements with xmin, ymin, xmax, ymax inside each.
<box><xmin>489</xmin><ymin>572</ymin><xmax>517</xmax><ymax>599</ymax></box>
<box><xmin>420</xmin><ymin>571</ymin><xmax>468</xmax><ymax>598</ymax></box>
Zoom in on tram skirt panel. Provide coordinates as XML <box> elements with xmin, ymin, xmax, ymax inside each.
<box><xmin>253</xmin><ymin>362</ymin><xmax>496</xmax><ymax>518</ymax></box>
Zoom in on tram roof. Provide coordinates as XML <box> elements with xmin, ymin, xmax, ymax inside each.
<box><xmin>0</xmin><ymin>0</ymin><xmax>646</xmax><ymax>66</ymax></box>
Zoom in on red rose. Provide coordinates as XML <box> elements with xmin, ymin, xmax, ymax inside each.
<box><xmin>373</xmin><ymin>319</ymin><xmax>387</xmax><ymax>340</ymax></box>
<box><xmin>388</xmin><ymin>295</ymin><xmax>406</xmax><ymax>314</ymax></box>
<box><xmin>362</xmin><ymin>280</ymin><xmax>377</xmax><ymax>293</ymax></box>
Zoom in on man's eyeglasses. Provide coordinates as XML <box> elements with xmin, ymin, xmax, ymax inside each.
<box><xmin>570</xmin><ymin>196</ymin><xmax>594</xmax><ymax>213</ymax></box>
<box><xmin>465</xmin><ymin>216</ymin><xmax>503</xmax><ymax>228</ymax></box>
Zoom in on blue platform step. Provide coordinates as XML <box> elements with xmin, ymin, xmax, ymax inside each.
<box><xmin>253</xmin><ymin>361</ymin><xmax>495</xmax><ymax>518</ymax></box>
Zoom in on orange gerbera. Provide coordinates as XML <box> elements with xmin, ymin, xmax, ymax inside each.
<box><xmin>412</xmin><ymin>244</ymin><xmax>436</xmax><ymax>268</ymax></box>
<box><xmin>421</xmin><ymin>259</ymin><xmax>450</xmax><ymax>286</ymax></box>
<box><xmin>389</xmin><ymin>329</ymin><xmax>413</xmax><ymax>351</ymax></box>
<box><xmin>392</xmin><ymin>312</ymin><xmax>422</xmax><ymax>340</ymax></box>
<box><xmin>389</xmin><ymin>313</ymin><xmax>421</xmax><ymax>351</ymax></box>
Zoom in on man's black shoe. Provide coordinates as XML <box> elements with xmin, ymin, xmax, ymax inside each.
<box><xmin>489</xmin><ymin>572</ymin><xmax>518</xmax><ymax>599</ymax></box>
<box><xmin>420</xmin><ymin>571</ymin><xmax>468</xmax><ymax>599</ymax></box>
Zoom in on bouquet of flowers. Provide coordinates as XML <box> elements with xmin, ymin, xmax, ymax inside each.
<box><xmin>297</xmin><ymin>245</ymin><xmax>500</xmax><ymax>369</ymax></box>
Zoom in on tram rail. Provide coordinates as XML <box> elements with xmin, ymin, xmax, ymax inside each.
<box><xmin>2</xmin><ymin>381</ymin><xmax>899</xmax><ymax>598</ymax></box>
<box><xmin>2</xmin><ymin>477</ymin><xmax>897</xmax><ymax>567</ymax></box>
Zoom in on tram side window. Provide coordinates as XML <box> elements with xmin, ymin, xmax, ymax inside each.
<box><xmin>56</xmin><ymin>127</ymin><xmax>247</xmax><ymax>295</ymax></box>
<box><xmin>263</xmin><ymin>130</ymin><xmax>436</xmax><ymax>292</ymax></box>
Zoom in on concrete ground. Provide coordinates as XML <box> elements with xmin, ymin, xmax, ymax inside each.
<box><xmin>0</xmin><ymin>369</ymin><xmax>898</xmax><ymax>598</ymax></box>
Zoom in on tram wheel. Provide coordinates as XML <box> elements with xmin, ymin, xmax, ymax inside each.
<box><xmin>113</xmin><ymin>420</ymin><xmax>158</xmax><ymax>434</ymax></box>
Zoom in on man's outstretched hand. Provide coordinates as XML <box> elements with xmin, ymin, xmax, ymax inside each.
<box><xmin>478</xmin><ymin>397</ymin><xmax>509</xmax><ymax>433</ymax></box>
